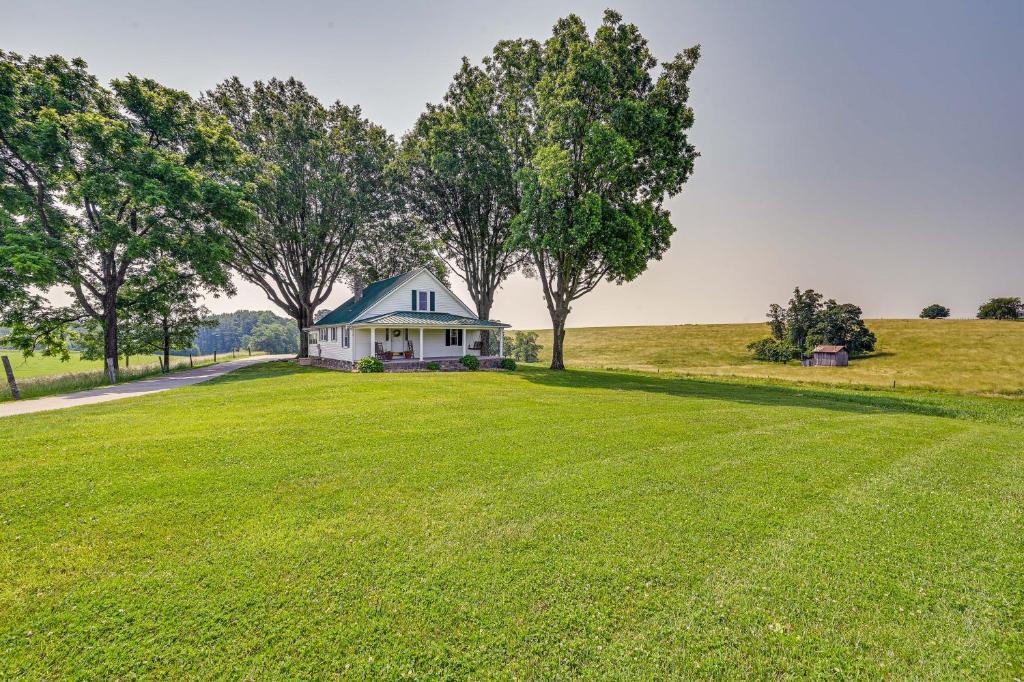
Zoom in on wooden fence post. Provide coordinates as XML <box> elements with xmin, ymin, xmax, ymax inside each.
<box><xmin>2</xmin><ymin>356</ymin><xmax>21</xmax><ymax>400</ymax></box>
<box><xmin>189</xmin><ymin>353</ymin><xmax>193</xmax><ymax>368</ymax></box>
<box><xmin>214</xmin><ymin>350</ymin><xmax>217</xmax><ymax>362</ymax></box>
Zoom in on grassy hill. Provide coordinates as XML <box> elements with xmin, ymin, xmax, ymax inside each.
<box><xmin>1</xmin><ymin>362</ymin><xmax>1022</xmax><ymax>677</ymax></box>
<box><xmin>523</xmin><ymin>319</ymin><xmax>1024</xmax><ymax>395</ymax></box>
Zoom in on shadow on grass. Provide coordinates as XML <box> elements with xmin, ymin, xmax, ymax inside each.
<box><xmin>514</xmin><ymin>365</ymin><xmax>994</xmax><ymax>422</ymax></box>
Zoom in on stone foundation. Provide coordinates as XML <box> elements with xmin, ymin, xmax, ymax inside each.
<box><xmin>303</xmin><ymin>356</ymin><xmax>355</xmax><ymax>371</ymax></box>
<box><xmin>301</xmin><ymin>356</ymin><xmax>503</xmax><ymax>372</ymax></box>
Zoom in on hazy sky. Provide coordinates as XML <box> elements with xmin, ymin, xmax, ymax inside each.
<box><xmin>4</xmin><ymin>1</ymin><xmax>1022</xmax><ymax>328</ymax></box>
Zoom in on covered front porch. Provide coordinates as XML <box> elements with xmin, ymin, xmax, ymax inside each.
<box><xmin>351</xmin><ymin>311</ymin><xmax>508</xmax><ymax>363</ymax></box>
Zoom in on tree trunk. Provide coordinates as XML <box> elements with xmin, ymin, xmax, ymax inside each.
<box><xmin>550</xmin><ymin>309</ymin><xmax>568</xmax><ymax>370</ymax></box>
<box><xmin>103</xmin><ymin>300</ymin><xmax>119</xmax><ymax>374</ymax></box>
<box><xmin>296</xmin><ymin>306</ymin><xmax>312</xmax><ymax>358</ymax></box>
<box><xmin>162</xmin><ymin>317</ymin><xmax>171</xmax><ymax>373</ymax></box>
<box><xmin>476</xmin><ymin>300</ymin><xmax>492</xmax><ymax>356</ymax></box>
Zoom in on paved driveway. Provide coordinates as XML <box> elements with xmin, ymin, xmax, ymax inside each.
<box><xmin>0</xmin><ymin>354</ymin><xmax>293</xmax><ymax>419</ymax></box>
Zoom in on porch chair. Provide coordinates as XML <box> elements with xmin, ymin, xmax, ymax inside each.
<box><xmin>374</xmin><ymin>341</ymin><xmax>387</xmax><ymax>360</ymax></box>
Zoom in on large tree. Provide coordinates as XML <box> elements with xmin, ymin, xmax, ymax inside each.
<box><xmin>0</xmin><ymin>52</ymin><xmax>244</xmax><ymax>368</ymax></box>
<box><xmin>401</xmin><ymin>58</ymin><xmax>527</xmax><ymax>323</ymax></box>
<box><xmin>507</xmin><ymin>11</ymin><xmax>701</xmax><ymax>369</ymax></box>
<box><xmin>977</xmin><ymin>297</ymin><xmax>1022</xmax><ymax>320</ymax></box>
<box><xmin>202</xmin><ymin>77</ymin><xmax>393</xmax><ymax>357</ymax></box>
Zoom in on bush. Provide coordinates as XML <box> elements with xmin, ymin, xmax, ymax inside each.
<box><xmin>747</xmin><ymin>337</ymin><xmax>798</xmax><ymax>363</ymax></box>
<box><xmin>356</xmin><ymin>356</ymin><xmax>384</xmax><ymax>373</ymax></box>
<box><xmin>425</xmin><ymin>361</ymin><xmax>441</xmax><ymax>371</ymax></box>
<box><xmin>919</xmin><ymin>304</ymin><xmax>951</xmax><ymax>320</ymax></box>
<box><xmin>460</xmin><ymin>354</ymin><xmax>480</xmax><ymax>371</ymax></box>
<box><xmin>506</xmin><ymin>331</ymin><xmax>541</xmax><ymax>362</ymax></box>
<box><xmin>499</xmin><ymin>357</ymin><xmax>517</xmax><ymax>371</ymax></box>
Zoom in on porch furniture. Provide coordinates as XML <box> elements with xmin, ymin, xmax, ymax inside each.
<box><xmin>469</xmin><ymin>341</ymin><xmax>483</xmax><ymax>351</ymax></box>
<box><xmin>374</xmin><ymin>341</ymin><xmax>386</xmax><ymax>360</ymax></box>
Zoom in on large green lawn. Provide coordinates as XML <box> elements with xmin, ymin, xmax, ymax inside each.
<box><xmin>525</xmin><ymin>319</ymin><xmax>1024</xmax><ymax>395</ymax></box>
<box><xmin>1</xmin><ymin>362</ymin><xmax>1021</xmax><ymax>678</ymax></box>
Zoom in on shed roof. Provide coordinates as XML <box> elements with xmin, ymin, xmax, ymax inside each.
<box><xmin>813</xmin><ymin>345</ymin><xmax>847</xmax><ymax>353</ymax></box>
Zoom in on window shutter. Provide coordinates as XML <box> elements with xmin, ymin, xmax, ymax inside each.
<box><xmin>429</xmin><ymin>291</ymin><xmax>435</xmax><ymax>311</ymax></box>
<box><xmin>411</xmin><ymin>289</ymin><xmax>417</xmax><ymax>311</ymax></box>
<box><xmin>444</xmin><ymin>330</ymin><xmax>450</xmax><ymax>346</ymax></box>
<box><xmin>458</xmin><ymin>329</ymin><xmax>463</xmax><ymax>346</ymax></box>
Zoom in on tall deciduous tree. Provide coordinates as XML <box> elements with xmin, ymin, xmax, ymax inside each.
<box><xmin>401</xmin><ymin>58</ymin><xmax>527</xmax><ymax>323</ymax></box>
<box><xmin>202</xmin><ymin>77</ymin><xmax>392</xmax><ymax>357</ymax></box>
<box><xmin>0</xmin><ymin>52</ymin><xmax>244</xmax><ymax>368</ymax></box>
<box><xmin>977</xmin><ymin>297</ymin><xmax>1022</xmax><ymax>320</ymax></box>
<box><xmin>507</xmin><ymin>11</ymin><xmax>701</xmax><ymax>369</ymax></box>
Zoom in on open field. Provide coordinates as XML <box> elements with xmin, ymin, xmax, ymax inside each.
<box><xmin>0</xmin><ymin>351</ymin><xmax>261</xmax><ymax>402</ymax></box>
<box><xmin>1</xmin><ymin>362</ymin><xmax>1022</xmax><ymax>678</ymax></box>
<box><xmin>525</xmin><ymin>319</ymin><xmax>1024</xmax><ymax>395</ymax></box>
<box><xmin>0</xmin><ymin>351</ymin><xmax>162</xmax><ymax>380</ymax></box>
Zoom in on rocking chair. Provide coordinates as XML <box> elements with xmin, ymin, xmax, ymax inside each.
<box><xmin>374</xmin><ymin>341</ymin><xmax>387</xmax><ymax>361</ymax></box>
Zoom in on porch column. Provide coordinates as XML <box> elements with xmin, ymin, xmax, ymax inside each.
<box><xmin>462</xmin><ymin>328</ymin><xmax>467</xmax><ymax>356</ymax></box>
<box><xmin>498</xmin><ymin>329</ymin><xmax>504</xmax><ymax>358</ymax></box>
<box><xmin>418</xmin><ymin>327</ymin><xmax>424</xmax><ymax>360</ymax></box>
<box><xmin>370</xmin><ymin>327</ymin><xmax>376</xmax><ymax>357</ymax></box>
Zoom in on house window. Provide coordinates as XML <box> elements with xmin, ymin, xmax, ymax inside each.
<box><xmin>418</xmin><ymin>290</ymin><xmax>429</xmax><ymax>311</ymax></box>
<box><xmin>309</xmin><ymin>333</ymin><xmax>317</xmax><ymax>346</ymax></box>
<box><xmin>445</xmin><ymin>329</ymin><xmax>463</xmax><ymax>347</ymax></box>
<box><xmin>330</xmin><ymin>327</ymin><xmax>337</xmax><ymax>342</ymax></box>
<box><xmin>343</xmin><ymin>326</ymin><xmax>350</xmax><ymax>348</ymax></box>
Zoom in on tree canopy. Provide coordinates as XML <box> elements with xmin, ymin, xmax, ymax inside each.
<box><xmin>202</xmin><ymin>77</ymin><xmax>394</xmax><ymax>357</ymax></box>
<box><xmin>505</xmin><ymin>11</ymin><xmax>701</xmax><ymax>369</ymax></box>
<box><xmin>919</xmin><ymin>304</ymin><xmax>951</xmax><ymax>319</ymax></box>
<box><xmin>0</xmin><ymin>52</ymin><xmax>245</xmax><ymax>367</ymax></box>
<box><xmin>977</xmin><ymin>297</ymin><xmax>1022</xmax><ymax>320</ymax></box>
<box><xmin>401</xmin><ymin>57</ymin><xmax>528</xmax><ymax>320</ymax></box>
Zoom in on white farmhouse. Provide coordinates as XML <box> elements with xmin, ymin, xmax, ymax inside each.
<box><xmin>304</xmin><ymin>268</ymin><xmax>510</xmax><ymax>370</ymax></box>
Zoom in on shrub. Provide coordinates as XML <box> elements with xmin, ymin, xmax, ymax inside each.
<box><xmin>356</xmin><ymin>356</ymin><xmax>384</xmax><ymax>373</ymax></box>
<box><xmin>919</xmin><ymin>304</ymin><xmax>951</xmax><ymax>319</ymax></box>
<box><xmin>506</xmin><ymin>331</ymin><xmax>541</xmax><ymax>362</ymax></box>
<box><xmin>460</xmin><ymin>354</ymin><xmax>480</xmax><ymax>371</ymax></box>
<box><xmin>425</xmin><ymin>361</ymin><xmax>441</xmax><ymax>371</ymax></box>
<box><xmin>499</xmin><ymin>357</ymin><xmax>517</xmax><ymax>371</ymax></box>
<box><xmin>747</xmin><ymin>337</ymin><xmax>798</xmax><ymax>363</ymax></box>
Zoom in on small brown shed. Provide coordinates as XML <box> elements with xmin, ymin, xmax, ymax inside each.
<box><xmin>812</xmin><ymin>344</ymin><xmax>849</xmax><ymax>367</ymax></box>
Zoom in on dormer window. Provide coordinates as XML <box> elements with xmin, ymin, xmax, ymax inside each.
<box><xmin>411</xmin><ymin>289</ymin><xmax>436</xmax><ymax>311</ymax></box>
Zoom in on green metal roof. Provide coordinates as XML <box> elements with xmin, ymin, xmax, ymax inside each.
<box><xmin>352</xmin><ymin>311</ymin><xmax>510</xmax><ymax>328</ymax></box>
<box><xmin>315</xmin><ymin>271</ymin><xmax>417</xmax><ymax>326</ymax></box>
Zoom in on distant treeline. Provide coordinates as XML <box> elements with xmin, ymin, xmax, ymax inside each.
<box><xmin>193</xmin><ymin>311</ymin><xmax>299</xmax><ymax>355</ymax></box>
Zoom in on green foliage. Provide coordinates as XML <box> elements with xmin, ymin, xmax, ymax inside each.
<box><xmin>459</xmin><ymin>354</ymin><xmax>480</xmax><ymax>370</ymax></box>
<box><xmin>425</xmin><ymin>361</ymin><xmax>441</xmax><ymax>371</ymax></box>
<box><xmin>196</xmin><ymin>310</ymin><xmax>296</xmax><ymax>354</ymax></box>
<box><xmin>496</xmin><ymin>11</ymin><xmax>700</xmax><ymax>369</ymax></box>
<box><xmin>202</xmin><ymin>77</ymin><xmax>398</xmax><ymax>357</ymax></box>
<box><xmin>401</xmin><ymin>57</ymin><xmax>528</xmax><ymax>319</ymax></box>
<box><xmin>0</xmin><ymin>51</ymin><xmax>247</xmax><ymax>365</ymax></box>
<box><xmin>506</xmin><ymin>331</ymin><xmax>542</xmax><ymax>362</ymax></box>
<box><xmin>241</xmin><ymin>322</ymin><xmax>297</xmax><ymax>355</ymax></box>
<box><xmin>356</xmin><ymin>356</ymin><xmax>384</xmax><ymax>373</ymax></box>
<box><xmin>919</xmin><ymin>304</ymin><xmax>951</xmax><ymax>319</ymax></box>
<box><xmin>761</xmin><ymin>288</ymin><xmax>876</xmax><ymax>357</ymax></box>
<box><xmin>499</xmin><ymin>357</ymin><xmax>517</xmax><ymax>371</ymax></box>
<box><xmin>746</xmin><ymin>337</ymin><xmax>798</xmax><ymax>363</ymax></box>
<box><xmin>977</xmin><ymin>297</ymin><xmax>1022</xmax><ymax>320</ymax></box>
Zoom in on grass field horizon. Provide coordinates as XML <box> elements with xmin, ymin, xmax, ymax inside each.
<box><xmin>520</xmin><ymin>318</ymin><xmax>1024</xmax><ymax>396</ymax></box>
<box><xmin>1</xmin><ymin>362</ymin><xmax>1022</xmax><ymax>677</ymax></box>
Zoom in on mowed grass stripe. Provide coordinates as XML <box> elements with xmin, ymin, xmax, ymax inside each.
<box><xmin>0</xmin><ymin>363</ymin><xmax>1021</xmax><ymax>678</ymax></box>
